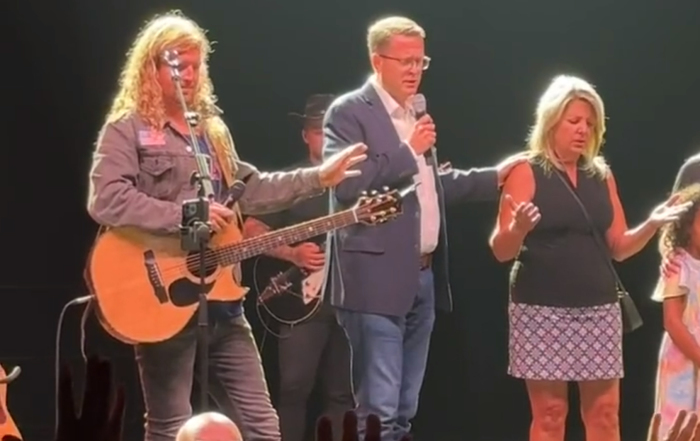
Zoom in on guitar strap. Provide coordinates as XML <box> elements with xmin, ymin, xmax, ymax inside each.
<box><xmin>321</xmin><ymin>189</ymin><xmax>337</xmax><ymax>305</ymax></box>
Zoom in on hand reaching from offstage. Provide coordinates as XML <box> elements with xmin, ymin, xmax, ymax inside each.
<box><xmin>648</xmin><ymin>411</ymin><xmax>700</xmax><ymax>441</ymax></box>
<box><xmin>55</xmin><ymin>356</ymin><xmax>125</xmax><ymax>441</ymax></box>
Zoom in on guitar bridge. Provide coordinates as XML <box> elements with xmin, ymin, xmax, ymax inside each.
<box><xmin>143</xmin><ymin>250</ymin><xmax>168</xmax><ymax>303</ymax></box>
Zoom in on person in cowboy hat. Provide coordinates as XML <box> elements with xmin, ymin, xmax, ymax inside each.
<box><xmin>243</xmin><ymin>93</ymin><xmax>353</xmax><ymax>441</ymax></box>
<box><xmin>288</xmin><ymin>93</ymin><xmax>336</xmax><ymax>164</ymax></box>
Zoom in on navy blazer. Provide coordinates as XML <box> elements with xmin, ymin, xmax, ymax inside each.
<box><xmin>322</xmin><ymin>81</ymin><xmax>499</xmax><ymax>317</ymax></box>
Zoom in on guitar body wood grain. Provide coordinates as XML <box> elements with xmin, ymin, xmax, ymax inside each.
<box><xmin>85</xmin><ymin>188</ymin><xmax>405</xmax><ymax>345</ymax></box>
<box><xmin>87</xmin><ymin>223</ymin><xmax>248</xmax><ymax>345</ymax></box>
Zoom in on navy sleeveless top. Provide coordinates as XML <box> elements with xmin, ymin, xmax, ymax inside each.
<box><xmin>510</xmin><ymin>160</ymin><xmax>617</xmax><ymax>307</ymax></box>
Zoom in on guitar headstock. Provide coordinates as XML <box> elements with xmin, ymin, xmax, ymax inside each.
<box><xmin>353</xmin><ymin>186</ymin><xmax>404</xmax><ymax>225</ymax></box>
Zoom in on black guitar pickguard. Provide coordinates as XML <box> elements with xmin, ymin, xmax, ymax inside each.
<box><xmin>253</xmin><ymin>257</ymin><xmax>323</xmax><ymax>324</ymax></box>
<box><xmin>169</xmin><ymin>278</ymin><xmax>216</xmax><ymax>307</ymax></box>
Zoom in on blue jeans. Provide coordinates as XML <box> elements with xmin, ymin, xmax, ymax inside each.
<box><xmin>337</xmin><ymin>269</ymin><xmax>435</xmax><ymax>441</ymax></box>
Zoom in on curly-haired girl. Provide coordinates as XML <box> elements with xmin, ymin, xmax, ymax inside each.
<box><xmin>654</xmin><ymin>183</ymin><xmax>700</xmax><ymax>437</ymax></box>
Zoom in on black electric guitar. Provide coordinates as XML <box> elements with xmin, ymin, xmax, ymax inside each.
<box><xmin>251</xmin><ymin>184</ymin><xmax>415</xmax><ymax>326</ymax></box>
<box><xmin>252</xmin><ymin>245</ymin><xmax>326</xmax><ymax>325</ymax></box>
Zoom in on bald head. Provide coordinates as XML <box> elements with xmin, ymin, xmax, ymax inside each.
<box><xmin>175</xmin><ymin>412</ymin><xmax>243</xmax><ymax>441</ymax></box>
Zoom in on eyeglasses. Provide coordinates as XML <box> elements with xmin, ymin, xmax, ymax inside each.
<box><xmin>378</xmin><ymin>54</ymin><xmax>431</xmax><ymax>71</ymax></box>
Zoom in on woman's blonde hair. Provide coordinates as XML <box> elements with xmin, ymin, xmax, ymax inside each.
<box><xmin>526</xmin><ymin>75</ymin><xmax>608</xmax><ymax>178</ymax></box>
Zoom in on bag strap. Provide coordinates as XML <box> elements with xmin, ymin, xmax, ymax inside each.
<box><xmin>553</xmin><ymin>170</ymin><xmax>627</xmax><ymax>293</ymax></box>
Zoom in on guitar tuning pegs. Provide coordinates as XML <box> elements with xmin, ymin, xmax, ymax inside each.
<box><xmin>360</xmin><ymin>190</ymin><xmax>368</xmax><ymax>196</ymax></box>
<box><xmin>370</xmin><ymin>190</ymin><xmax>378</xmax><ymax>196</ymax></box>
<box><xmin>382</xmin><ymin>186</ymin><xmax>389</xmax><ymax>192</ymax></box>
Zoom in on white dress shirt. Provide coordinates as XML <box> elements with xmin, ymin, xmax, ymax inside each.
<box><xmin>370</xmin><ymin>76</ymin><xmax>440</xmax><ymax>255</ymax></box>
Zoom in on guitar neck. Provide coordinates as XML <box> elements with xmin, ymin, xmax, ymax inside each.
<box><xmin>217</xmin><ymin>209</ymin><xmax>356</xmax><ymax>266</ymax></box>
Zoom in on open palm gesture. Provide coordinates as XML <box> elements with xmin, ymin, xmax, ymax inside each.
<box><xmin>649</xmin><ymin>194</ymin><xmax>692</xmax><ymax>228</ymax></box>
<box><xmin>505</xmin><ymin>194</ymin><xmax>541</xmax><ymax>234</ymax></box>
<box><xmin>319</xmin><ymin>143</ymin><xmax>368</xmax><ymax>187</ymax></box>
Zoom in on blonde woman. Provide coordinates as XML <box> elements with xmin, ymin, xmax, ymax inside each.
<box><xmin>489</xmin><ymin>75</ymin><xmax>687</xmax><ymax>441</ymax></box>
<box><xmin>87</xmin><ymin>11</ymin><xmax>365</xmax><ymax>441</ymax></box>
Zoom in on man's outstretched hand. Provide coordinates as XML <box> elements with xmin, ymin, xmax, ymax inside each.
<box><xmin>318</xmin><ymin>143</ymin><xmax>368</xmax><ymax>187</ymax></box>
<box><xmin>316</xmin><ymin>411</ymin><xmax>411</xmax><ymax>441</ymax></box>
<box><xmin>56</xmin><ymin>356</ymin><xmax>125</xmax><ymax>441</ymax></box>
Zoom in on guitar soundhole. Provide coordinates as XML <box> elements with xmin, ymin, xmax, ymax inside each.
<box><xmin>185</xmin><ymin>249</ymin><xmax>219</xmax><ymax>278</ymax></box>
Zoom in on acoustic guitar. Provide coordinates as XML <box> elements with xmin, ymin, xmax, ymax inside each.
<box><xmin>86</xmin><ymin>188</ymin><xmax>405</xmax><ymax>344</ymax></box>
<box><xmin>0</xmin><ymin>365</ymin><xmax>21</xmax><ymax>441</ymax></box>
<box><xmin>252</xmin><ymin>249</ymin><xmax>325</xmax><ymax>325</ymax></box>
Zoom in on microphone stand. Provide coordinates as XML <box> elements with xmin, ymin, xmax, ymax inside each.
<box><xmin>163</xmin><ymin>50</ymin><xmax>214</xmax><ymax>411</ymax></box>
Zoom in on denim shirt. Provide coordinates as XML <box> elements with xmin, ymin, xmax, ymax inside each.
<box><xmin>87</xmin><ymin>112</ymin><xmax>324</xmax><ymax>319</ymax></box>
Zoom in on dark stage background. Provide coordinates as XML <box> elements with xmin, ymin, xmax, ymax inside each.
<box><xmin>5</xmin><ymin>1</ymin><xmax>700</xmax><ymax>440</ymax></box>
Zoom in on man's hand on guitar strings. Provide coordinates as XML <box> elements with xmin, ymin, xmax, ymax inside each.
<box><xmin>209</xmin><ymin>202</ymin><xmax>234</xmax><ymax>233</ymax></box>
<box><xmin>291</xmin><ymin>242</ymin><xmax>325</xmax><ymax>272</ymax></box>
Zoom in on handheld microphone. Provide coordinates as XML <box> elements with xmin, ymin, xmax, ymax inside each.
<box><xmin>413</xmin><ymin>93</ymin><xmax>427</xmax><ymax>119</ymax></box>
<box><xmin>411</xmin><ymin>93</ymin><xmax>435</xmax><ymax>160</ymax></box>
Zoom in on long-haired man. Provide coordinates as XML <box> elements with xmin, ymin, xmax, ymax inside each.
<box><xmin>87</xmin><ymin>11</ymin><xmax>366</xmax><ymax>441</ymax></box>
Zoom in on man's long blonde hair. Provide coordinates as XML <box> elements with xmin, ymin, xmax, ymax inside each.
<box><xmin>106</xmin><ymin>11</ymin><xmax>237</xmax><ymax>172</ymax></box>
<box><xmin>527</xmin><ymin>75</ymin><xmax>608</xmax><ymax>178</ymax></box>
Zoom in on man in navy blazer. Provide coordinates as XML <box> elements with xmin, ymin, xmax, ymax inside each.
<box><xmin>322</xmin><ymin>16</ymin><xmax>525</xmax><ymax>441</ymax></box>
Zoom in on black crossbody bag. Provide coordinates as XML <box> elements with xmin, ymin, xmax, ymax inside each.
<box><xmin>554</xmin><ymin>171</ymin><xmax>643</xmax><ymax>334</ymax></box>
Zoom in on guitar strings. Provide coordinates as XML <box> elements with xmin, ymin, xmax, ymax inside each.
<box><xmin>96</xmin><ymin>200</ymin><xmax>396</xmax><ymax>295</ymax></box>
<box><xmin>173</xmin><ymin>200</ymin><xmax>394</xmax><ymax>269</ymax></box>
<box><xmin>99</xmin><ymin>211</ymin><xmax>360</xmax><ymax>290</ymax></box>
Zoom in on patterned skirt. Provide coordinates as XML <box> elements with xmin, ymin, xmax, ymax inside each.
<box><xmin>508</xmin><ymin>301</ymin><xmax>623</xmax><ymax>381</ymax></box>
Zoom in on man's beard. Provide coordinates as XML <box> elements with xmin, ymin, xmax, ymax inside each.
<box><xmin>164</xmin><ymin>92</ymin><xmax>195</xmax><ymax>114</ymax></box>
